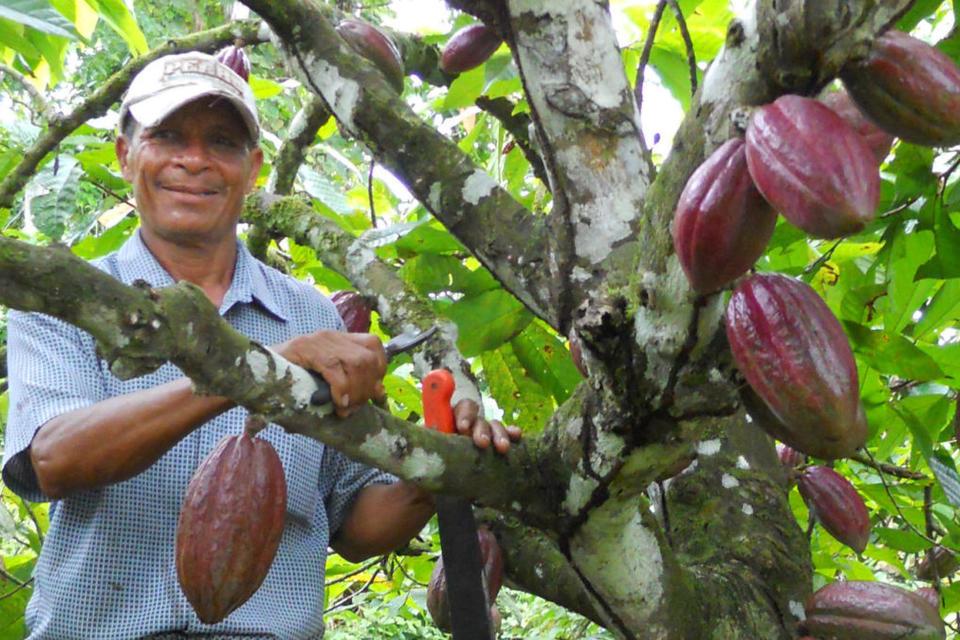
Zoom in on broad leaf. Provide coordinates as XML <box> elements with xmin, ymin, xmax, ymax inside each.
<box><xmin>444</xmin><ymin>288</ymin><xmax>532</xmax><ymax>356</ymax></box>
<box><xmin>843</xmin><ymin>322</ymin><xmax>945</xmax><ymax>381</ymax></box>
<box><xmin>482</xmin><ymin>343</ymin><xmax>553</xmax><ymax>434</ymax></box>
<box><xmin>0</xmin><ymin>0</ymin><xmax>77</xmax><ymax>38</ymax></box>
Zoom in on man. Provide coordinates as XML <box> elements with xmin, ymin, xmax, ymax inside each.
<box><xmin>1</xmin><ymin>51</ymin><xmax>519</xmax><ymax>639</ymax></box>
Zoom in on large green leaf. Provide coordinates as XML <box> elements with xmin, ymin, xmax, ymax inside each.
<box><xmin>444</xmin><ymin>288</ymin><xmax>532</xmax><ymax>357</ymax></box>
<box><xmin>0</xmin><ymin>0</ymin><xmax>76</xmax><ymax>38</ymax></box>
<box><xmin>81</xmin><ymin>0</ymin><xmax>146</xmax><ymax>54</ymax></box>
<box><xmin>24</xmin><ymin>154</ymin><xmax>82</xmax><ymax>241</ymax></box>
<box><xmin>398</xmin><ymin>254</ymin><xmax>497</xmax><ymax>297</ymax></box>
<box><xmin>884</xmin><ymin>228</ymin><xmax>935</xmax><ymax>334</ymax></box>
<box><xmin>896</xmin><ymin>0</ymin><xmax>946</xmax><ymax>31</ymax></box>
<box><xmin>916</xmin><ymin>199</ymin><xmax>960</xmax><ymax>279</ymax></box>
<box><xmin>915</xmin><ymin>280</ymin><xmax>960</xmax><ymax>339</ymax></box>
<box><xmin>298</xmin><ymin>166</ymin><xmax>354</xmax><ymax>216</ymax></box>
<box><xmin>844</xmin><ymin>321</ymin><xmax>945</xmax><ymax>381</ymax></box>
<box><xmin>481</xmin><ymin>343</ymin><xmax>553</xmax><ymax>434</ymax></box>
<box><xmin>509</xmin><ymin>320</ymin><xmax>581</xmax><ymax>403</ymax></box>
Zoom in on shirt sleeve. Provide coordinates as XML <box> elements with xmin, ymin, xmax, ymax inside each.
<box><xmin>2</xmin><ymin>310</ymin><xmax>108</xmax><ymax>502</ymax></box>
<box><xmin>319</xmin><ymin>445</ymin><xmax>397</xmax><ymax>538</ymax></box>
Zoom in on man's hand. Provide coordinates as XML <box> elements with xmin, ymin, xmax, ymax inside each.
<box><xmin>274</xmin><ymin>331</ymin><xmax>387</xmax><ymax>417</ymax></box>
<box><xmin>452</xmin><ymin>399</ymin><xmax>521</xmax><ymax>455</ymax></box>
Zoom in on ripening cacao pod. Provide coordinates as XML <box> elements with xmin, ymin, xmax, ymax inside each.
<box><xmin>427</xmin><ymin>526</ymin><xmax>504</xmax><ymax>632</ymax></box>
<box><xmin>726</xmin><ymin>273</ymin><xmax>867</xmax><ymax>459</ymax></box>
<box><xmin>569</xmin><ymin>330</ymin><xmax>586</xmax><ymax>377</ymax></box>
<box><xmin>820</xmin><ymin>88</ymin><xmax>895</xmax><ymax>163</ymax></box>
<box><xmin>330</xmin><ymin>290</ymin><xmax>372</xmax><ymax>333</ymax></box>
<box><xmin>916</xmin><ymin>587</ymin><xmax>941</xmax><ymax>611</ymax></box>
<box><xmin>804</xmin><ymin>580</ymin><xmax>945</xmax><ymax>640</ymax></box>
<box><xmin>440</xmin><ymin>24</ymin><xmax>502</xmax><ymax>74</ymax></box>
<box><xmin>672</xmin><ymin>138</ymin><xmax>777</xmax><ymax>293</ymax></box>
<box><xmin>841</xmin><ymin>30</ymin><xmax>960</xmax><ymax>147</ymax></box>
<box><xmin>776</xmin><ymin>442</ymin><xmax>805</xmax><ymax>470</ymax></box>
<box><xmin>215</xmin><ymin>45</ymin><xmax>251</xmax><ymax>82</ymax></box>
<box><xmin>745</xmin><ymin>95</ymin><xmax>879</xmax><ymax>238</ymax></box>
<box><xmin>335</xmin><ymin>19</ymin><xmax>405</xmax><ymax>92</ymax></box>
<box><xmin>798</xmin><ymin>465</ymin><xmax>870</xmax><ymax>554</ymax></box>
<box><xmin>917</xmin><ymin>546</ymin><xmax>960</xmax><ymax>582</ymax></box>
<box><xmin>176</xmin><ymin>431</ymin><xmax>287</xmax><ymax>623</ymax></box>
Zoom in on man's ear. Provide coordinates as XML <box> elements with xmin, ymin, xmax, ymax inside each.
<box><xmin>246</xmin><ymin>147</ymin><xmax>264</xmax><ymax>192</ymax></box>
<box><xmin>116</xmin><ymin>135</ymin><xmax>133</xmax><ymax>181</ymax></box>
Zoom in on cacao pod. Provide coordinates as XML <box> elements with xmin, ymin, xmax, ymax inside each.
<box><xmin>330</xmin><ymin>290</ymin><xmax>372</xmax><ymax>333</ymax></box>
<box><xmin>841</xmin><ymin>30</ymin><xmax>960</xmax><ymax>147</ymax></box>
<box><xmin>745</xmin><ymin>94</ymin><xmax>879</xmax><ymax>238</ymax></box>
<box><xmin>916</xmin><ymin>587</ymin><xmax>941</xmax><ymax>611</ymax></box>
<box><xmin>672</xmin><ymin>138</ymin><xmax>777</xmax><ymax>293</ymax></box>
<box><xmin>916</xmin><ymin>546</ymin><xmax>960</xmax><ymax>582</ymax></box>
<box><xmin>776</xmin><ymin>442</ymin><xmax>805</xmax><ymax>470</ymax></box>
<box><xmin>215</xmin><ymin>45</ymin><xmax>251</xmax><ymax>82</ymax></box>
<box><xmin>427</xmin><ymin>526</ymin><xmax>504</xmax><ymax>632</ymax></box>
<box><xmin>569</xmin><ymin>330</ymin><xmax>586</xmax><ymax>377</ymax></box>
<box><xmin>804</xmin><ymin>580</ymin><xmax>945</xmax><ymax>640</ymax></box>
<box><xmin>176</xmin><ymin>431</ymin><xmax>287</xmax><ymax>623</ymax></box>
<box><xmin>798</xmin><ymin>465</ymin><xmax>870</xmax><ymax>554</ymax></box>
<box><xmin>335</xmin><ymin>19</ymin><xmax>405</xmax><ymax>92</ymax></box>
<box><xmin>726</xmin><ymin>274</ymin><xmax>867</xmax><ymax>459</ymax></box>
<box><xmin>440</xmin><ymin>24</ymin><xmax>502</xmax><ymax>74</ymax></box>
<box><xmin>820</xmin><ymin>88</ymin><xmax>894</xmax><ymax>163</ymax></box>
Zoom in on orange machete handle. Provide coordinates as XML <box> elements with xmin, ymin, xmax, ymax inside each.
<box><xmin>422</xmin><ymin>369</ymin><xmax>456</xmax><ymax>435</ymax></box>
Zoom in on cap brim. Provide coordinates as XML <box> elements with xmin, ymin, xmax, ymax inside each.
<box><xmin>126</xmin><ymin>85</ymin><xmax>259</xmax><ymax>140</ymax></box>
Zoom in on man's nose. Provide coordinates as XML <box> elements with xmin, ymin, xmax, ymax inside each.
<box><xmin>173</xmin><ymin>137</ymin><xmax>213</xmax><ymax>171</ymax></box>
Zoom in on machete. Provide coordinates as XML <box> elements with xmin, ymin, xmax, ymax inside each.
<box><xmin>422</xmin><ymin>369</ymin><xmax>495</xmax><ymax>640</ymax></box>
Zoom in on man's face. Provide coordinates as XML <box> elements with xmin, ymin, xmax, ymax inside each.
<box><xmin>116</xmin><ymin>98</ymin><xmax>263</xmax><ymax>248</ymax></box>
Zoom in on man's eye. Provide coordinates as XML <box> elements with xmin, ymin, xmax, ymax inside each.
<box><xmin>148</xmin><ymin>129</ymin><xmax>177</xmax><ymax>142</ymax></box>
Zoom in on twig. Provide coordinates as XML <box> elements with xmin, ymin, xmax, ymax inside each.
<box><xmin>665</xmin><ymin>0</ymin><xmax>697</xmax><ymax>97</ymax></box>
<box><xmin>368</xmin><ymin>158</ymin><xmax>377</xmax><ymax>228</ymax></box>
<box><xmin>324</xmin><ymin>564</ymin><xmax>383</xmax><ymax>614</ymax></box>
<box><xmin>803</xmin><ymin>239</ymin><xmax>844</xmax><ymax>275</ymax></box>
<box><xmin>0</xmin><ymin>63</ymin><xmax>55</xmax><ymax>123</ymax></box>
<box><xmin>862</xmin><ymin>447</ymin><xmax>940</xmax><ymax>547</ymax></box>
<box><xmin>20</xmin><ymin>498</ymin><xmax>44</xmax><ymax>546</ymax></box>
<box><xmin>475</xmin><ymin>96</ymin><xmax>549</xmax><ymax>187</ymax></box>
<box><xmin>324</xmin><ymin>557</ymin><xmax>381</xmax><ymax>587</ymax></box>
<box><xmin>634</xmin><ymin>1</ymin><xmax>667</xmax><ymax>171</ymax></box>
<box><xmin>0</xmin><ymin>579</ymin><xmax>33</xmax><ymax>602</ymax></box>
<box><xmin>390</xmin><ymin>553</ymin><xmax>429</xmax><ymax>588</ymax></box>
<box><xmin>850</xmin><ymin>452</ymin><xmax>928</xmax><ymax>480</ymax></box>
<box><xmin>0</xmin><ymin>568</ymin><xmax>28</xmax><ymax>588</ymax></box>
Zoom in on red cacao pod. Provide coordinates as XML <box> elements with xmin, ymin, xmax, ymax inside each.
<box><xmin>427</xmin><ymin>526</ymin><xmax>503</xmax><ymax>632</ymax></box>
<box><xmin>440</xmin><ymin>24</ymin><xmax>502</xmax><ymax>74</ymax></box>
<box><xmin>726</xmin><ymin>273</ymin><xmax>866</xmax><ymax>459</ymax></box>
<box><xmin>336</xmin><ymin>19</ymin><xmax>405</xmax><ymax>92</ymax></box>
<box><xmin>672</xmin><ymin>138</ymin><xmax>777</xmax><ymax>293</ymax></box>
<box><xmin>776</xmin><ymin>442</ymin><xmax>805</xmax><ymax>470</ymax></box>
<box><xmin>916</xmin><ymin>587</ymin><xmax>941</xmax><ymax>611</ymax></box>
<box><xmin>916</xmin><ymin>546</ymin><xmax>960</xmax><ymax>582</ymax></box>
<box><xmin>841</xmin><ymin>30</ymin><xmax>960</xmax><ymax>147</ymax></box>
<box><xmin>569</xmin><ymin>330</ymin><xmax>586</xmax><ymax>377</ymax></box>
<box><xmin>798</xmin><ymin>465</ymin><xmax>870</xmax><ymax>554</ymax></box>
<box><xmin>175</xmin><ymin>431</ymin><xmax>287</xmax><ymax>623</ymax></box>
<box><xmin>820</xmin><ymin>88</ymin><xmax>895</xmax><ymax>163</ymax></box>
<box><xmin>215</xmin><ymin>45</ymin><xmax>251</xmax><ymax>82</ymax></box>
<box><xmin>804</xmin><ymin>581</ymin><xmax>945</xmax><ymax>640</ymax></box>
<box><xmin>330</xmin><ymin>290</ymin><xmax>372</xmax><ymax>333</ymax></box>
<box><xmin>745</xmin><ymin>95</ymin><xmax>879</xmax><ymax>238</ymax></box>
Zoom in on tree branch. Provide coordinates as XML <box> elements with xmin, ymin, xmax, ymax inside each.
<box><xmin>0</xmin><ymin>63</ymin><xmax>55</xmax><ymax>123</ymax></box>
<box><xmin>242</xmin><ymin>0</ymin><xmax>557</xmax><ymax>327</ymax></box>
<box><xmin>0</xmin><ymin>20</ymin><xmax>266</xmax><ymax>211</ymax></box>
<box><xmin>267</xmin><ymin>96</ymin><xmax>331</xmax><ymax>195</ymax></box>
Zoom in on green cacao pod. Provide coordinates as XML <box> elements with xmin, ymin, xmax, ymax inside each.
<box><xmin>672</xmin><ymin>138</ymin><xmax>777</xmax><ymax>293</ymax></box>
<box><xmin>820</xmin><ymin>88</ymin><xmax>894</xmax><ymax>163</ymax></box>
<box><xmin>804</xmin><ymin>581</ymin><xmax>945</xmax><ymax>640</ymax></box>
<box><xmin>726</xmin><ymin>274</ymin><xmax>867</xmax><ymax>459</ymax></box>
<box><xmin>175</xmin><ymin>431</ymin><xmax>287</xmax><ymax>623</ymax></box>
<box><xmin>916</xmin><ymin>546</ymin><xmax>960</xmax><ymax>582</ymax></box>
<box><xmin>745</xmin><ymin>95</ymin><xmax>879</xmax><ymax>238</ymax></box>
<box><xmin>798</xmin><ymin>465</ymin><xmax>870</xmax><ymax>554</ymax></box>
<box><xmin>440</xmin><ymin>24</ymin><xmax>502</xmax><ymax>74</ymax></box>
<box><xmin>841</xmin><ymin>30</ymin><xmax>960</xmax><ymax>147</ymax></box>
<box><xmin>336</xmin><ymin>19</ymin><xmax>405</xmax><ymax>92</ymax></box>
<box><xmin>215</xmin><ymin>45</ymin><xmax>251</xmax><ymax>82</ymax></box>
<box><xmin>330</xmin><ymin>290</ymin><xmax>372</xmax><ymax>333</ymax></box>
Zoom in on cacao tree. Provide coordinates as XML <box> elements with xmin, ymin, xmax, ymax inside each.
<box><xmin>1</xmin><ymin>1</ymin><xmax>960</xmax><ymax>639</ymax></box>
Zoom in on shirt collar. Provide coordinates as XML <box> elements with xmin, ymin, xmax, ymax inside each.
<box><xmin>115</xmin><ymin>230</ymin><xmax>287</xmax><ymax>321</ymax></box>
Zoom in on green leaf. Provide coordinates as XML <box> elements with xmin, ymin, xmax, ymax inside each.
<box><xmin>298</xmin><ymin>166</ymin><xmax>354</xmax><ymax>216</ymax></box>
<box><xmin>383</xmin><ymin>373</ymin><xmax>421</xmax><ymax>419</ymax></box>
<box><xmin>444</xmin><ymin>289</ymin><xmax>532</xmax><ymax>357</ymax></box>
<box><xmin>916</xmin><ymin>199</ymin><xmax>960</xmax><ymax>279</ymax></box>
<box><xmin>80</xmin><ymin>0</ymin><xmax>146</xmax><ymax>54</ymax></box>
<box><xmin>0</xmin><ymin>0</ymin><xmax>76</xmax><ymax>38</ymax></box>
<box><xmin>843</xmin><ymin>322</ymin><xmax>945</xmax><ymax>381</ymax></box>
<box><xmin>398</xmin><ymin>254</ymin><xmax>497</xmax><ymax>297</ymax></box>
<box><xmin>891</xmin><ymin>403</ymin><xmax>935</xmax><ymax>460</ymax></box>
<box><xmin>71</xmin><ymin>214</ymin><xmax>137</xmax><ymax>259</ymax></box>
<box><xmin>249</xmin><ymin>74</ymin><xmax>284</xmax><ymax>100</ymax></box>
<box><xmin>896</xmin><ymin>0</ymin><xmax>944</xmax><ymax>31</ymax></box>
<box><xmin>444</xmin><ymin>65</ymin><xmax>485</xmax><ymax>110</ymax></box>
<box><xmin>930</xmin><ymin>451</ymin><xmax>960</xmax><ymax>509</ymax></box>
<box><xmin>915</xmin><ymin>280</ymin><xmax>960</xmax><ymax>339</ymax></box>
<box><xmin>481</xmin><ymin>343</ymin><xmax>554</xmax><ymax>434</ymax></box>
<box><xmin>0</xmin><ymin>17</ymin><xmax>40</xmax><ymax>60</ymax></box>
<box><xmin>884</xmin><ymin>228</ymin><xmax>935</xmax><ymax>333</ymax></box>
<box><xmin>874</xmin><ymin>527</ymin><xmax>930</xmax><ymax>553</ymax></box>
<box><xmin>24</xmin><ymin>155</ymin><xmax>82</xmax><ymax>241</ymax></box>
<box><xmin>650</xmin><ymin>45</ymin><xmax>693</xmax><ymax>110</ymax></box>
<box><xmin>394</xmin><ymin>224</ymin><xmax>465</xmax><ymax>256</ymax></box>
<box><xmin>509</xmin><ymin>320</ymin><xmax>582</xmax><ymax>403</ymax></box>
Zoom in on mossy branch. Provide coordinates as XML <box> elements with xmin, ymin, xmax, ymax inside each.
<box><xmin>0</xmin><ymin>20</ymin><xmax>265</xmax><ymax>211</ymax></box>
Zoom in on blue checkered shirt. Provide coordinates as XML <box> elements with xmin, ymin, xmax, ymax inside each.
<box><xmin>2</xmin><ymin>231</ymin><xmax>396</xmax><ymax>639</ymax></box>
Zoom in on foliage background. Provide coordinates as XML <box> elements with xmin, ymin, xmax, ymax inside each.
<box><xmin>0</xmin><ymin>0</ymin><xmax>959</xmax><ymax>638</ymax></box>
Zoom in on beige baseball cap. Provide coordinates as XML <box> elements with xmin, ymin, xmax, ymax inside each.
<box><xmin>119</xmin><ymin>51</ymin><xmax>259</xmax><ymax>141</ymax></box>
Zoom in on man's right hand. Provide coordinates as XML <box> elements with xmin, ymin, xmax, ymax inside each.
<box><xmin>273</xmin><ymin>331</ymin><xmax>387</xmax><ymax>417</ymax></box>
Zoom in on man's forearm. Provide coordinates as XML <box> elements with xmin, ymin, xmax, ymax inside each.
<box><xmin>29</xmin><ymin>378</ymin><xmax>233</xmax><ymax>499</ymax></box>
<box><xmin>331</xmin><ymin>481</ymin><xmax>436</xmax><ymax>563</ymax></box>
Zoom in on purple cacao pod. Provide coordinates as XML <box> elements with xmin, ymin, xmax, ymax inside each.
<box><xmin>440</xmin><ymin>24</ymin><xmax>502</xmax><ymax>74</ymax></box>
<box><xmin>841</xmin><ymin>30</ymin><xmax>960</xmax><ymax>147</ymax></box>
<box><xmin>776</xmin><ymin>442</ymin><xmax>805</xmax><ymax>469</ymax></box>
<box><xmin>336</xmin><ymin>19</ymin><xmax>405</xmax><ymax>92</ymax></box>
<box><xmin>820</xmin><ymin>88</ymin><xmax>895</xmax><ymax>163</ymax></box>
<box><xmin>916</xmin><ymin>546</ymin><xmax>960</xmax><ymax>582</ymax></box>
<box><xmin>798</xmin><ymin>465</ymin><xmax>870</xmax><ymax>554</ymax></box>
<box><xmin>427</xmin><ymin>527</ymin><xmax>503</xmax><ymax>633</ymax></box>
<box><xmin>745</xmin><ymin>94</ymin><xmax>879</xmax><ymax>238</ymax></box>
<box><xmin>916</xmin><ymin>587</ymin><xmax>941</xmax><ymax>611</ymax></box>
<box><xmin>672</xmin><ymin>138</ymin><xmax>777</xmax><ymax>293</ymax></box>
<box><xmin>215</xmin><ymin>45</ymin><xmax>251</xmax><ymax>82</ymax></box>
<box><xmin>804</xmin><ymin>581</ymin><xmax>945</xmax><ymax>640</ymax></box>
<box><xmin>330</xmin><ymin>290</ymin><xmax>372</xmax><ymax>333</ymax></box>
<box><xmin>726</xmin><ymin>273</ymin><xmax>866</xmax><ymax>459</ymax></box>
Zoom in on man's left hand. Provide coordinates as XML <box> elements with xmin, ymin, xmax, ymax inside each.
<box><xmin>452</xmin><ymin>399</ymin><xmax>521</xmax><ymax>455</ymax></box>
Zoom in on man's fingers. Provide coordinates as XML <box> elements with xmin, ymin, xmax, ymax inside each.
<box><xmin>453</xmin><ymin>398</ymin><xmax>480</xmax><ymax>435</ymax></box>
<box><xmin>489</xmin><ymin>420</ymin><xmax>513</xmax><ymax>454</ymax></box>
<box><xmin>471</xmin><ymin>418</ymin><xmax>492</xmax><ymax>448</ymax></box>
